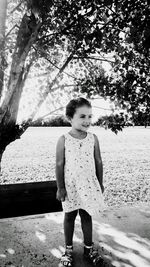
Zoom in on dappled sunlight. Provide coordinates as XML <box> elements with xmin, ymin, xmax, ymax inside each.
<box><xmin>45</xmin><ymin>212</ymin><xmax>63</xmax><ymax>224</ymax></box>
<box><xmin>73</xmin><ymin>233</ymin><xmax>83</xmax><ymax>244</ymax></box>
<box><xmin>50</xmin><ymin>248</ymin><xmax>62</xmax><ymax>258</ymax></box>
<box><xmin>100</xmin><ymin>242</ymin><xmax>150</xmax><ymax>267</ymax></box>
<box><xmin>0</xmin><ymin>254</ymin><xmax>6</xmax><ymax>258</ymax></box>
<box><xmin>97</xmin><ymin>223</ymin><xmax>150</xmax><ymax>259</ymax></box>
<box><xmin>7</xmin><ymin>248</ymin><xmax>15</xmax><ymax>255</ymax></box>
<box><xmin>59</xmin><ymin>245</ymin><xmax>65</xmax><ymax>253</ymax></box>
<box><xmin>139</xmin><ymin>208</ymin><xmax>150</xmax><ymax>217</ymax></box>
<box><xmin>0</xmin><ymin>248</ymin><xmax>15</xmax><ymax>263</ymax></box>
<box><xmin>49</xmin><ymin>246</ymin><xmax>65</xmax><ymax>261</ymax></box>
<box><xmin>112</xmin><ymin>261</ymin><xmax>131</xmax><ymax>267</ymax></box>
<box><xmin>1</xmin><ymin>207</ymin><xmax>150</xmax><ymax>267</ymax></box>
<box><xmin>93</xmin><ymin>221</ymin><xmax>150</xmax><ymax>267</ymax></box>
<box><xmin>130</xmin><ymin>234</ymin><xmax>150</xmax><ymax>247</ymax></box>
<box><xmin>35</xmin><ymin>230</ymin><xmax>46</xmax><ymax>242</ymax></box>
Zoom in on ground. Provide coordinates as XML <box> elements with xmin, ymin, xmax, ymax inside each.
<box><xmin>0</xmin><ymin>204</ymin><xmax>150</xmax><ymax>267</ymax></box>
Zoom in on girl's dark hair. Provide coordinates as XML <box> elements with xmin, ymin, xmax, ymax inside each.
<box><xmin>66</xmin><ymin>97</ymin><xmax>91</xmax><ymax>119</ymax></box>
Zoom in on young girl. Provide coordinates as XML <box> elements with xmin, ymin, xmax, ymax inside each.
<box><xmin>56</xmin><ymin>97</ymin><xmax>105</xmax><ymax>266</ymax></box>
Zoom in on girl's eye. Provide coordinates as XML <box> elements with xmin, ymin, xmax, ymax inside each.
<box><xmin>80</xmin><ymin>115</ymin><xmax>92</xmax><ymax>118</ymax></box>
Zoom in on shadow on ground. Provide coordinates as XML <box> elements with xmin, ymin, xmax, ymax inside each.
<box><xmin>0</xmin><ymin>205</ymin><xmax>150</xmax><ymax>267</ymax></box>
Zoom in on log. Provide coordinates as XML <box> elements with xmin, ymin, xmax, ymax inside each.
<box><xmin>0</xmin><ymin>180</ymin><xmax>62</xmax><ymax>218</ymax></box>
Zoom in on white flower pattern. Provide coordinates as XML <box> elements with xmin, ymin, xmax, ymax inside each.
<box><xmin>62</xmin><ymin>132</ymin><xmax>105</xmax><ymax>216</ymax></box>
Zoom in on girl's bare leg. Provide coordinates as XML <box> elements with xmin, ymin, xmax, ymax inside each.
<box><xmin>79</xmin><ymin>209</ymin><xmax>92</xmax><ymax>246</ymax></box>
<box><xmin>64</xmin><ymin>210</ymin><xmax>78</xmax><ymax>246</ymax></box>
<box><xmin>79</xmin><ymin>209</ymin><xmax>104</xmax><ymax>265</ymax></box>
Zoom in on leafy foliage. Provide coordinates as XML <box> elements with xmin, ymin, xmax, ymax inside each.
<box><xmin>93</xmin><ymin>113</ymin><xmax>133</xmax><ymax>134</ymax></box>
<box><xmin>31</xmin><ymin>115</ymin><xmax>70</xmax><ymax>127</ymax></box>
<box><xmin>74</xmin><ymin>0</ymin><xmax>150</xmax><ymax>132</ymax></box>
<box><xmin>132</xmin><ymin>111</ymin><xmax>150</xmax><ymax>127</ymax></box>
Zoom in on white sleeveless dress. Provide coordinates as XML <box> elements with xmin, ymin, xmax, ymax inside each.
<box><xmin>62</xmin><ymin>132</ymin><xmax>105</xmax><ymax>216</ymax></box>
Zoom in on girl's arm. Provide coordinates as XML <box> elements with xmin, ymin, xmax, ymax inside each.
<box><xmin>55</xmin><ymin>135</ymin><xmax>66</xmax><ymax>201</ymax></box>
<box><xmin>93</xmin><ymin>134</ymin><xmax>104</xmax><ymax>193</ymax></box>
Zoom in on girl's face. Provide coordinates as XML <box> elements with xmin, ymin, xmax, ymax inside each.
<box><xmin>70</xmin><ymin>105</ymin><xmax>92</xmax><ymax>132</ymax></box>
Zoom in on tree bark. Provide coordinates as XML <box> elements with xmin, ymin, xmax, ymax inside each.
<box><xmin>0</xmin><ymin>0</ymin><xmax>7</xmax><ymax>98</ymax></box>
<box><xmin>0</xmin><ymin>13</ymin><xmax>41</xmax><ymax>170</ymax></box>
<box><xmin>0</xmin><ymin>14</ymin><xmax>41</xmax><ymax>125</ymax></box>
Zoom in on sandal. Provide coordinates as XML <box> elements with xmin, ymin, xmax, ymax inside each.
<box><xmin>84</xmin><ymin>244</ymin><xmax>104</xmax><ymax>266</ymax></box>
<box><xmin>60</xmin><ymin>246</ymin><xmax>73</xmax><ymax>267</ymax></box>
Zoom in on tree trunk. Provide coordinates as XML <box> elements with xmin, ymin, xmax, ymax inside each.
<box><xmin>0</xmin><ymin>122</ymin><xmax>21</xmax><ymax>169</ymax></box>
<box><xmin>0</xmin><ymin>0</ymin><xmax>7</xmax><ymax>97</ymax></box>
<box><xmin>0</xmin><ymin>14</ymin><xmax>41</xmax><ymax>124</ymax></box>
<box><xmin>0</xmin><ymin>13</ymin><xmax>41</xmax><ymax>171</ymax></box>
<box><xmin>0</xmin><ymin>0</ymin><xmax>7</xmax><ymax>171</ymax></box>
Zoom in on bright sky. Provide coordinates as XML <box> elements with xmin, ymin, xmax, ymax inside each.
<box><xmin>91</xmin><ymin>98</ymin><xmax>112</xmax><ymax>122</ymax></box>
<box><xmin>17</xmin><ymin>56</ymin><xmax>113</xmax><ymax>124</ymax></box>
<box><xmin>17</xmin><ymin>97</ymin><xmax>112</xmax><ymax>124</ymax></box>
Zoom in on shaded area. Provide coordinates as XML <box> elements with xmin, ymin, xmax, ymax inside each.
<box><xmin>0</xmin><ymin>205</ymin><xmax>150</xmax><ymax>266</ymax></box>
<box><xmin>0</xmin><ymin>181</ymin><xmax>62</xmax><ymax>218</ymax></box>
<box><xmin>94</xmin><ymin>222</ymin><xmax>150</xmax><ymax>267</ymax></box>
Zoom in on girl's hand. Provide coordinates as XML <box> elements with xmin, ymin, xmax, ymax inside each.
<box><xmin>56</xmin><ymin>188</ymin><xmax>67</xmax><ymax>202</ymax></box>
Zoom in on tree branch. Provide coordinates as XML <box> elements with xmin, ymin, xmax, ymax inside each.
<box><xmin>93</xmin><ymin>105</ymin><xmax>112</xmax><ymax>111</ymax></box>
<box><xmin>27</xmin><ymin>51</ymin><xmax>75</xmax><ymax>122</ymax></box>
<box><xmin>32</xmin><ymin>106</ymin><xmax>65</xmax><ymax>123</ymax></box>
<box><xmin>5</xmin><ymin>24</ymin><xmax>19</xmax><ymax>39</ymax></box>
<box><xmin>9</xmin><ymin>0</ymin><xmax>24</xmax><ymax>14</ymax></box>
<box><xmin>73</xmin><ymin>56</ymin><xmax>115</xmax><ymax>64</ymax></box>
<box><xmin>33</xmin><ymin>46</ymin><xmax>76</xmax><ymax>79</ymax></box>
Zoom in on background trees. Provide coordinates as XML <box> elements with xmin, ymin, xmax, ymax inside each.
<box><xmin>0</xmin><ymin>0</ymin><xmax>149</xmax><ymax>168</ymax></box>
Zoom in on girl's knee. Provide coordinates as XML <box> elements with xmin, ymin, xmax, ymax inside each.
<box><xmin>65</xmin><ymin>210</ymin><xmax>78</xmax><ymax>222</ymax></box>
<box><xmin>79</xmin><ymin>209</ymin><xmax>92</xmax><ymax>221</ymax></box>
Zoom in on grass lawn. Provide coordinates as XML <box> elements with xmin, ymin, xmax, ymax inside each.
<box><xmin>1</xmin><ymin>126</ymin><xmax>150</xmax><ymax>207</ymax></box>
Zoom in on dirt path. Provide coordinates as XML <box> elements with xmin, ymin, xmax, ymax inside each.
<box><xmin>0</xmin><ymin>204</ymin><xmax>150</xmax><ymax>267</ymax></box>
